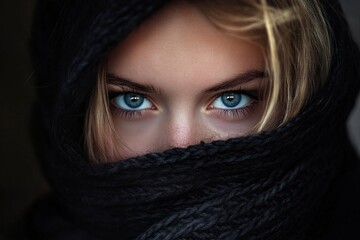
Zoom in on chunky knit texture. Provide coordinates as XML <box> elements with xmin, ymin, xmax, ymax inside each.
<box><xmin>29</xmin><ymin>0</ymin><xmax>360</xmax><ymax>239</ymax></box>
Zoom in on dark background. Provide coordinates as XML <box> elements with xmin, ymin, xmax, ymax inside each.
<box><xmin>0</xmin><ymin>0</ymin><xmax>359</xmax><ymax>236</ymax></box>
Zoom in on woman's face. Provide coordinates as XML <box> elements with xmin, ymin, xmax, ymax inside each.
<box><xmin>106</xmin><ymin>1</ymin><xmax>266</xmax><ymax>160</ymax></box>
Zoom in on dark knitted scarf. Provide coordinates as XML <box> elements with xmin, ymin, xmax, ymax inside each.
<box><xmin>28</xmin><ymin>0</ymin><xmax>360</xmax><ymax>239</ymax></box>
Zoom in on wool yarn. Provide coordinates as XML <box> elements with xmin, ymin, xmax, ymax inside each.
<box><xmin>28</xmin><ymin>0</ymin><xmax>360</xmax><ymax>239</ymax></box>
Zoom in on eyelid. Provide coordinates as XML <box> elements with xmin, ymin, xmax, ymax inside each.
<box><xmin>107</xmin><ymin>86</ymin><xmax>153</xmax><ymax>101</ymax></box>
<box><xmin>107</xmin><ymin>84</ymin><xmax>147</xmax><ymax>96</ymax></box>
<box><xmin>211</xmin><ymin>88</ymin><xmax>260</xmax><ymax>102</ymax></box>
<box><xmin>108</xmin><ymin>89</ymin><xmax>158</xmax><ymax>112</ymax></box>
<box><xmin>207</xmin><ymin>93</ymin><xmax>259</xmax><ymax>121</ymax></box>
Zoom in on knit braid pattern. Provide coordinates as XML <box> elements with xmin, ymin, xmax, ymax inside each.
<box><xmin>29</xmin><ymin>0</ymin><xmax>360</xmax><ymax>239</ymax></box>
<box><xmin>51</xmin><ymin>93</ymin><xmax>347</xmax><ymax>240</ymax></box>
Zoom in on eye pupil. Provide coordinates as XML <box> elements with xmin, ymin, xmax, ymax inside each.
<box><xmin>221</xmin><ymin>92</ymin><xmax>241</xmax><ymax>108</ymax></box>
<box><xmin>124</xmin><ymin>93</ymin><xmax>144</xmax><ymax>108</ymax></box>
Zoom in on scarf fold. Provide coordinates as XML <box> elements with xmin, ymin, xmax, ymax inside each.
<box><xmin>29</xmin><ymin>0</ymin><xmax>360</xmax><ymax>239</ymax></box>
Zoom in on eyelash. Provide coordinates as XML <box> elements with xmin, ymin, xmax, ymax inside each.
<box><xmin>114</xmin><ymin>109</ymin><xmax>144</xmax><ymax>119</ymax></box>
<box><xmin>216</xmin><ymin>102</ymin><xmax>257</xmax><ymax>119</ymax></box>
<box><xmin>108</xmin><ymin>89</ymin><xmax>259</xmax><ymax>120</ymax></box>
<box><xmin>210</xmin><ymin>90</ymin><xmax>258</xmax><ymax>119</ymax></box>
<box><xmin>108</xmin><ymin>91</ymin><xmax>148</xmax><ymax>119</ymax></box>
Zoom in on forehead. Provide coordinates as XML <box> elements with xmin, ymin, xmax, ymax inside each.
<box><xmin>107</xmin><ymin>0</ymin><xmax>264</xmax><ymax>91</ymax></box>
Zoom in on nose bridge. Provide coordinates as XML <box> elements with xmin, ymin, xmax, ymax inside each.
<box><xmin>166</xmin><ymin>109</ymin><xmax>198</xmax><ymax>148</ymax></box>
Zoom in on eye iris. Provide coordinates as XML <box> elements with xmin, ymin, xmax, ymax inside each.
<box><xmin>124</xmin><ymin>93</ymin><xmax>144</xmax><ymax>108</ymax></box>
<box><xmin>221</xmin><ymin>92</ymin><xmax>241</xmax><ymax>108</ymax></box>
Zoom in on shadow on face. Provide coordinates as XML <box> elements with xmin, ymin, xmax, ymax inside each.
<box><xmin>104</xmin><ymin>0</ymin><xmax>267</xmax><ymax>160</ymax></box>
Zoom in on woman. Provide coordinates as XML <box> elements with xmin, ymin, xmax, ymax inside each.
<box><xmin>27</xmin><ymin>0</ymin><xmax>359</xmax><ymax>239</ymax></box>
<box><xmin>84</xmin><ymin>0</ymin><xmax>329</xmax><ymax>163</ymax></box>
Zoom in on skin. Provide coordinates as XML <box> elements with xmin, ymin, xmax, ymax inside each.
<box><xmin>105</xmin><ymin>0</ymin><xmax>267</xmax><ymax>160</ymax></box>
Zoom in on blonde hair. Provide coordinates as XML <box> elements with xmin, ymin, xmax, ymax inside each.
<box><xmin>85</xmin><ymin>0</ymin><xmax>331</xmax><ymax>163</ymax></box>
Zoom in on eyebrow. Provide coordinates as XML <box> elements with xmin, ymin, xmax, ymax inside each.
<box><xmin>107</xmin><ymin>74</ymin><xmax>160</xmax><ymax>93</ymax></box>
<box><xmin>106</xmin><ymin>69</ymin><xmax>265</xmax><ymax>94</ymax></box>
<box><xmin>204</xmin><ymin>70</ymin><xmax>265</xmax><ymax>93</ymax></box>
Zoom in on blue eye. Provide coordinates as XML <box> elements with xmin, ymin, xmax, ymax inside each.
<box><xmin>212</xmin><ymin>92</ymin><xmax>251</xmax><ymax>110</ymax></box>
<box><xmin>113</xmin><ymin>93</ymin><xmax>152</xmax><ymax>110</ymax></box>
